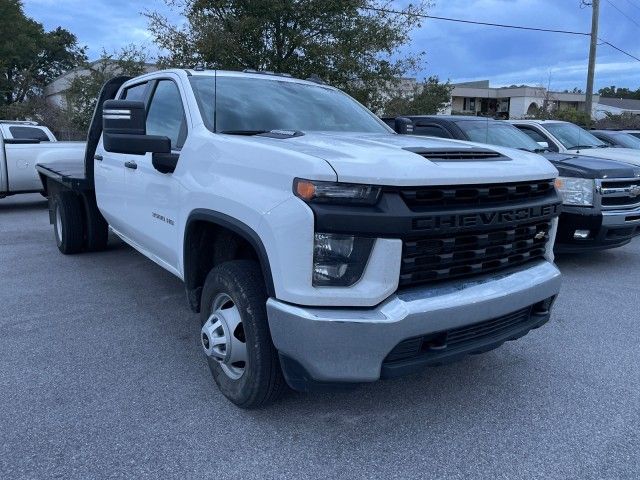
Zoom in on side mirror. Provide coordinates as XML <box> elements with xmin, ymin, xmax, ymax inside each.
<box><xmin>537</xmin><ymin>141</ymin><xmax>549</xmax><ymax>149</ymax></box>
<box><xmin>102</xmin><ymin>100</ymin><xmax>170</xmax><ymax>155</ymax></box>
<box><xmin>394</xmin><ymin>117</ymin><xmax>414</xmax><ymax>135</ymax></box>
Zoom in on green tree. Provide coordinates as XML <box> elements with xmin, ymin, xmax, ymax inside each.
<box><xmin>383</xmin><ymin>76</ymin><xmax>452</xmax><ymax>116</ymax></box>
<box><xmin>0</xmin><ymin>0</ymin><xmax>86</xmax><ymax>108</ymax></box>
<box><xmin>64</xmin><ymin>46</ymin><xmax>151</xmax><ymax>132</ymax></box>
<box><xmin>598</xmin><ymin>86</ymin><xmax>640</xmax><ymax>99</ymax></box>
<box><xmin>146</xmin><ymin>0</ymin><xmax>429</xmax><ymax>110</ymax></box>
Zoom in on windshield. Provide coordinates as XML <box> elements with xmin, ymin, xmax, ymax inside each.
<box><xmin>189</xmin><ymin>75</ymin><xmax>390</xmax><ymax>134</ymax></box>
<box><xmin>455</xmin><ymin>120</ymin><xmax>543</xmax><ymax>151</ymax></box>
<box><xmin>544</xmin><ymin>122</ymin><xmax>607</xmax><ymax>149</ymax></box>
<box><xmin>610</xmin><ymin>132</ymin><xmax>640</xmax><ymax>149</ymax></box>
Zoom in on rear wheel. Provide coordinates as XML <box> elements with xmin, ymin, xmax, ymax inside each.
<box><xmin>200</xmin><ymin>260</ymin><xmax>285</xmax><ymax>408</ymax></box>
<box><xmin>53</xmin><ymin>191</ymin><xmax>85</xmax><ymax>254</ymax></box>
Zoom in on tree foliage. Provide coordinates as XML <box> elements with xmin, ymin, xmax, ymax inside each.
<box><xmin>598</xmin><ymin>85</ymin><xmax>640</xmax><ymax>100</ymax></box>
<box><xmin>146</xmin><ymin>0</ymin><xmax>429</xmax><ymax>110</ymax></box>
<box><xmin>65</xmin><ymin>46</ymin><xmax>151</xmax><ymax>132</ymax></box>
<box><xmin>383</xmin><ymin>76</ymin><xmax>452</xmax><ymax>116</ymax></box>
<box><xmin>526</xmin><ymin>105</ymin><xmax>592</xmax><ymax>127</ymax></box>
<box><xmin>0</xmin><ymin>0</ymin><xmax>86</xmax><ymax>108</ymax></box>
<box><xmin>594</xmin><ymin>112</ymin><xmax>640</xmax><ymax>130</ymax></box>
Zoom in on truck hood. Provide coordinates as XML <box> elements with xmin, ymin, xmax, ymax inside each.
<box><xmin>566</xmin><ymin>147</ymin><xmax>640</xmax><ymax>166</ymax></box>
<box><xmin>543</xmin><ymin>152</ymin><xmax>640</xmax><ymax>179</ymax></box>
<box><xmin>248</xmin><ymin>132</ymin><xmax>557</xmax><ymax>185</ymax></box>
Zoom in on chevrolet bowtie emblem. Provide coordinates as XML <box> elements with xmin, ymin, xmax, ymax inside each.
<box><xmin>630</xmin><ymin>185</ymin><xmax>640</xmax><ymax>198</ymax></box>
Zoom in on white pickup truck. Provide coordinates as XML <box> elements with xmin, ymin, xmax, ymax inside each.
<box><xmin>0</xmin><ymin>121</ymin><xmax>84</xmax><ymax>198</ymax></box>
<box><xmin>37</xmin><ymin>70</ymin><xmax>562</xmax><ymax>408</ymax></box>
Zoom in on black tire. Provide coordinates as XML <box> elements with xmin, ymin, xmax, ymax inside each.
<box><xmin>200</xmin><ymin>260</ymin><xmax>286</xmax><ymax>408</ymax></box>
<box><xmin>83</xmin><ymin>195</ymin><xmax>109</xmax><ymax>252</ymax></box>
<box><xmin>53</xmin><ymin>191</ymin><xmax>85</xmax><ymax>254</ymax></box>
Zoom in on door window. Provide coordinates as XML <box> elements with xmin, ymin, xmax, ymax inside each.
<box><xmin>146</xmin><ymin>80</ymin><xmax>187</xmax><ymax>149</ymax></box>
<box><xmin>517</xmin><ymin>126</ymin><xmax>558</xmax><ymax>152</ymax></box>
<box><xmin>122</xmin><ymin>82</ymin><xmax>148</xmax><ymax>101</ymax></box>
<box><xmin>413</xmin><ymin>123</ymin><xmax>452</xmax><ymax>139</ymax></box>
<box><xmin>8</xmin><ymin>126</ymin><xmax>50</xmax><ymax>141</ymax></box>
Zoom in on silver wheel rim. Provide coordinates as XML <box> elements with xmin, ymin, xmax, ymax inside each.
<box><xmin>55</xmin><ymin>206</ymin><xmax>63</xmax><ymax>244</ymax></box>
<box><xmin>201</xmin><ymin>293</ymin><xmax>247</xmax><ymax>380</ymax></box>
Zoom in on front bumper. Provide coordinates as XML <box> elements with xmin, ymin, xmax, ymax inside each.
<box><xmin>555</xmin><ymin>207</ymin><xmax>640</xmax><ymax>252</ymax></box>
<box><xmin>267</xmin><ymin>260</ymin><xmax>561</xmax><ymax>391</ymax></box>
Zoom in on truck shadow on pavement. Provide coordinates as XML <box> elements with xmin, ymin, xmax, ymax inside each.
<box><xmin>0</xmin><ymin>197</ymin><xmax>48</xmax><ymax>211</ymax></box>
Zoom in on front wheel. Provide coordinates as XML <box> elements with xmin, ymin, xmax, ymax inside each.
<box><xmin>200</xmin><ymin>260</ymin><xmax>285</xmax><ymax>408</ymax></box>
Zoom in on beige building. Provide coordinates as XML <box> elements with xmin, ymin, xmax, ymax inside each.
<box><xmin>44</xmin><ymin>61</ymin><xmax>157</xmax><ymax>109</ymax></box>
<box><xmin>444</xmin><ymin>80</ymin><xmax>600</xmax><ymax>119</ymax></box>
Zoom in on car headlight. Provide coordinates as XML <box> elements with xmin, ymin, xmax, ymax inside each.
<box><xmin>554</xmin><ymin>177</ymin><xmax>594</xmax><ymax>206</ymax></box>
<box><xmin>294</xmin><ymin>178</ymin><xmax>381</xmax><ymax>205</ymax></box>
<box><xmin>313</xmin><ymin>233</ymin><xmax>375</xmax><ymax>286</ymax></box>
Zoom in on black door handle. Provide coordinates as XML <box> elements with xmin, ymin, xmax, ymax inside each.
<box><xmin>124</xmin><ymin>161</ymin><xmax>137</xmax><ymax>170</ymax></box>
<box><xmin>94</xmin><ymin>154</ymin><xmax>103</xmax><ymax>161</ymax></box>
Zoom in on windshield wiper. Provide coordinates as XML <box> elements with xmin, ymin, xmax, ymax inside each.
<box><xmin>567</xmin><ymin>145</ymin><xmax>596</xmax><ymax>150</ymax></box>
<box><xmin>219</xmin><ymin>129</ymin><xmax>304</xmax><ymax>138</ymax></box>
<box><xmin>219</xmin><ymin>130</ymin><xmax>269</xmax><ymax>135</ymax></box>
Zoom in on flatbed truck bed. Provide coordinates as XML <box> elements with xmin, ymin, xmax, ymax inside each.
<box><xmin>36</xmin><ymin>76</ymin><xmax>131</xmax><ymax>254</ymax></box>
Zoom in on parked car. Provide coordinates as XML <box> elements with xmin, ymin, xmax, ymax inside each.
<box><xmin>621</xmin><ymin>130</ymin><xmax>640</xmax><ymax>139</ymax></box>
<box><xmin>384</xmin><ymin>115</ymin><xmax>640</xmax><ymax>252</ymax></box>
<box><xmin>0</xmin><ymin>120</ymin><xmax>85</xmax><ymax>198</ymax></box>
<box><xmin>590</xmin><ymin>130</ymin><xmax>640</xmax><ymax>149</ymax></box>
<box><xmin>508</xmin><ymin>120</ymin><xmax>640</xmax><ymax>165</ymax></box>
<box><xmin>37</xmin><ymin>70</ymin><xmax>561</xmax><ymax>408</ymax></box>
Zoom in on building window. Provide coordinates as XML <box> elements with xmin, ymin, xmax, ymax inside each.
<box><xmin>463</xmin><ymin>97</ymin><xmax>476</xmax><ymax>112</ymax></box>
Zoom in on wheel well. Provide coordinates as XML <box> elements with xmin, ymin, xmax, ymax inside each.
<box><xmin>184</xmin><ymin>216</ymin><xmax>274</xmax><ymax>312</ymax></box>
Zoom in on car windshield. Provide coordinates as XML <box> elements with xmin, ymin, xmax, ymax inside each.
<box><xmin>455</xmin><ymin>120</ymin><xmax>543</xmax><ymax>151</ymax></box>
<box><xmin>189</xmin><ymin>75</ymin><xmax>390</xmax><ymax>134</ymax></box>
<box><xmin>544</xmin><ymin>122</ymin><xmax>607</xmax><ymax>150</ymax></box>
<box><xmin>610</xmin><ymin>132</ymin><xmax>640</xmax><ymax>149</ymax></box>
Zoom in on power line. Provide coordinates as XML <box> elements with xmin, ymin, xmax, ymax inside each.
<box><xmin>363</xmin><ymin>6</ymin><xmax>590</xmax><ymax>36</ymax></box>
<box><xmin>605</xmin><ymin>0</ymin><xmax>640</xmax><ymax>28</ymax></box>
<box><xmin>599</xmin><ymin>38</ymin><xmax>640</xmax><ymax>61</ymax></box>
<box><xmin>364</xmin><ymin>5</ymin><xmax>640</xmax><ymax>64</ymax></box>
<box><xmin>623</xmin><ymin>0</ymin><xmax>640</xmax><ymax>12</ymax></box>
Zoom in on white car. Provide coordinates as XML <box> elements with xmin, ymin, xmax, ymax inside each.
<box><xmin>509</xmin><ymin>119</ymin><xmax>640</xmax><ymax>166</ymax></box>
<box><xmin>0</xmin><ymin>121</ymin><xmax>85</xmax><ymax>198</ymax></box>
<box><xmin>38</xmin><ymin>70</ymin><xmax>562</xmax><ymax>408</ymax></box>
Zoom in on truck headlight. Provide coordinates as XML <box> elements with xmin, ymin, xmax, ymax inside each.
<box><xmin>313</xmin><ymin>233</ymin><xmax>375</xmax><ymax>286</ymax></box>
<box><xmin>554</xmin><ymin>177</ymin><xmax>594</xmax><ymax>206</ymax></box>
<box><xmin>294</xmin><ymin>179</ymin><xmax>381</xmax><ymax>205</ymax></box>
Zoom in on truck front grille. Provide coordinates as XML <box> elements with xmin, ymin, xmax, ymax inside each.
<box><xmin>600</xmin><ymin>179</ymin><xmax>640</xmax><ymax>210</ymax></box>
<box><xmin>399</xmin><ymin>220</ymin><xmax>551</xmax><ymax>287</ymax></box>
<box><xmin>399</xmin><ymin>179</ymin><xmax>555</xmax><ymax>210</ymax></box>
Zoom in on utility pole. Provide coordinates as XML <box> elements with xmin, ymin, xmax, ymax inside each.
<box><xmin>585</xmin><ymin>0</ymin><xmax>600</xmax><ymax>123</ymax></box>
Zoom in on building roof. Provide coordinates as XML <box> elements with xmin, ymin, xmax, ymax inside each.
<box><xmin>597</xmin><ymin>97</ymin><xmax>640</xmax><ymax>111</ymax></box>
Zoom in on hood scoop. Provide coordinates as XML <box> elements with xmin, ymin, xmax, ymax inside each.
<box><xmin>403</xmin><ymin>147</ymin><xmax>507</xmax><ymax>162</ymax></box>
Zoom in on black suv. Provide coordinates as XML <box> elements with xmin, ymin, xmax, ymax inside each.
<box><xmin>384</xmin><ymin>115</ymin><xmax>640</xmax><ymax>252</ymax></box>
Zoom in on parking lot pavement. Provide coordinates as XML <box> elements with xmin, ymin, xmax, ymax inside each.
<box><xmin>1</xmin><ymin>194</ymin><xmax>638</xmax><ymax>480</ymax></box>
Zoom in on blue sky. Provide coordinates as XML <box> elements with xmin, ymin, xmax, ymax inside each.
<box><xmin>23</xmin><ymin>0</ymin><xmax>640</xmax><ymax>91</ymax></box>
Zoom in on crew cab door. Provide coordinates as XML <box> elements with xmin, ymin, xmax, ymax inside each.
<box><xmin>95</xmin><ymin>81</ymin><xmax>150</xmax><ymax>233</ymax></box>
<box><xmin>122</xmin><ymin>78</ymin><xmax>188</xmax><ymax>270</ymax></box>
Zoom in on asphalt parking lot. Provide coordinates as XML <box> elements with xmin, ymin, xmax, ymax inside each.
<box><xmin>1</xmin><ymin>193</ymin><xmax>638</xmax><ymax>480</ymax></box>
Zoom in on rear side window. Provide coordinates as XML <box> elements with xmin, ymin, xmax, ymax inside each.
<box><xmin>8</xmin><ymin>126</ymin><xmax>50</xmax><ymax>142</ymax></box>
<box><xmin>122</xmin><ymin>83</ymin><xmax>148</xmax><ymax>101</ymax></box>
<box><xmin>146</xmin><ymin>80</ymin><xmax>187</xmax><ymax>149</ymax></box>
